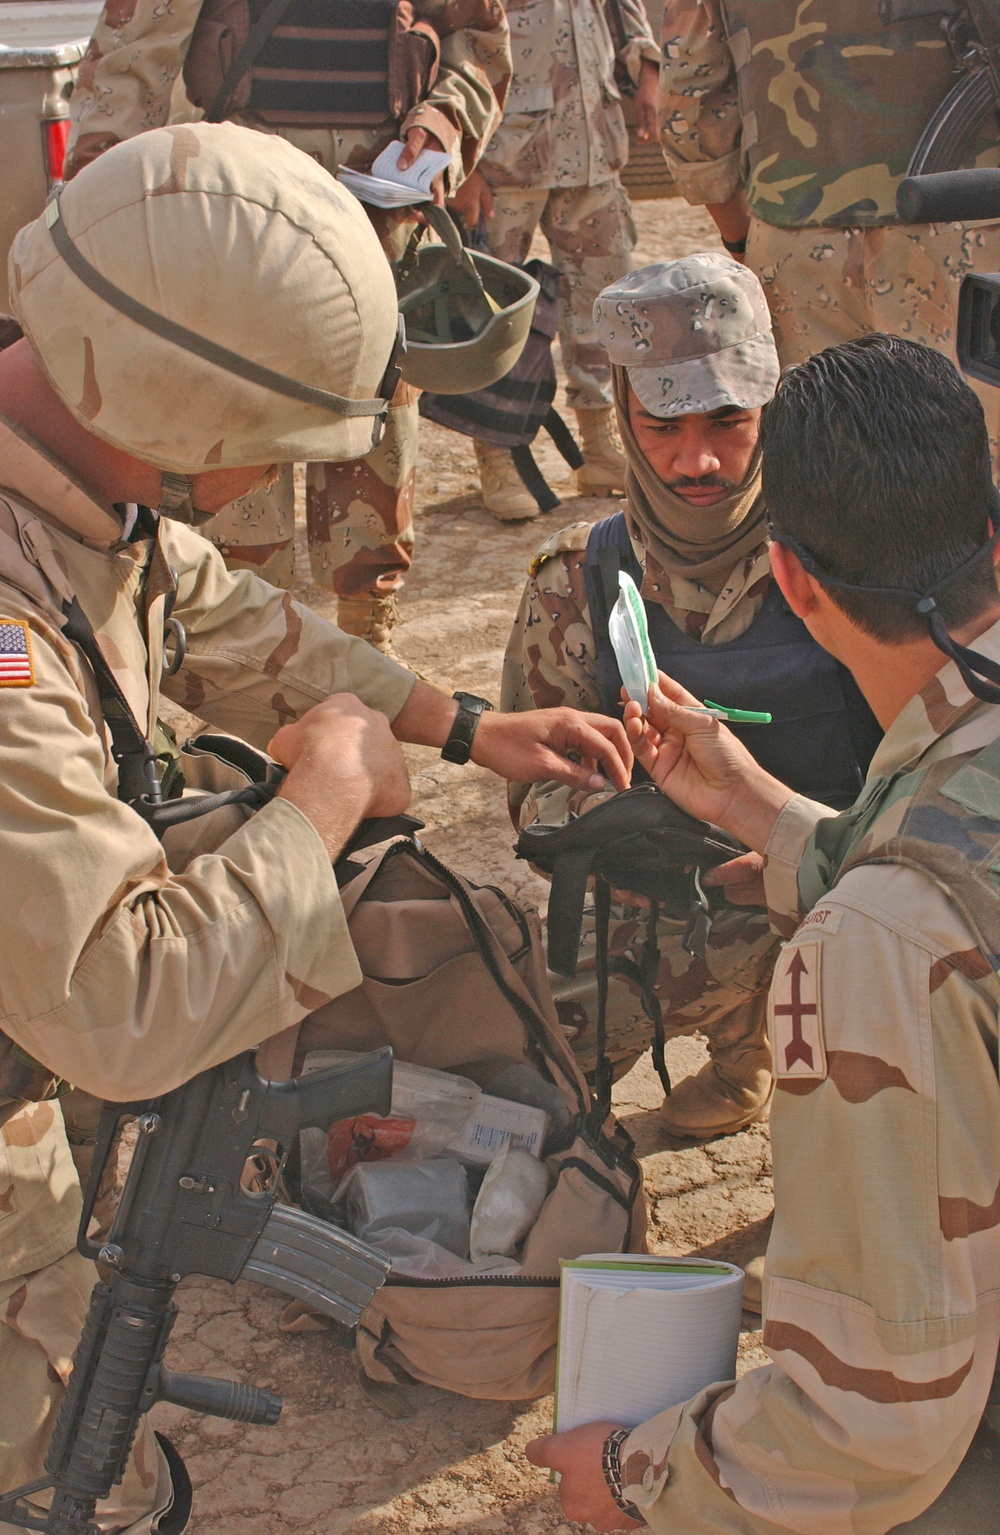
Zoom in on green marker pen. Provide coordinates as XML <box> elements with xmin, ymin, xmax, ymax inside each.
<box><xmin>688</xmin><ymin>698</ymin><xmax>773</xmax><ymax>725</ymax></box>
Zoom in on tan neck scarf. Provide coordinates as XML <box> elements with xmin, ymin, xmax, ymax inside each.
<box><xmin>613</xmin><ymin>367</ymin><xmax>767</xmax><ymax>586</ymax></box>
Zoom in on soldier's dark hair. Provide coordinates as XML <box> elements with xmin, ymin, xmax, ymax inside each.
<box><xmin>760</xmin><ymin>334</ymin><xmax>999</xmax><ymax>643</ymax></box>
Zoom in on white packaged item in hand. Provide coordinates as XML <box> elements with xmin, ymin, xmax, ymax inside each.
<box><xmin>608</xmin><ymin>570</ymin><xmax>656</xmax><ymax>707</ymax></box>
<box><xmin>470</xmin><ymin>1143</ymin><xmax>551</xmax><ymax>1261</ymax></box>
<box><xmin>344</xmin><ymin>1156</ymin><xmax>472</xmax><ymax>1259</ymax></box>
<box><xmin>336</xmin><ymin>141</ymin><xmax>453</xmax><ymax>209</ymax></box>
<box><xmin>446</xmin><ymin>1093</ymin><xmax>549</xmax><ymax>1167</ymax></box>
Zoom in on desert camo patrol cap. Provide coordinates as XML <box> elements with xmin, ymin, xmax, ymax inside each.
<box><xmin>593</xmin><ymin>254</ymin><xmax>780</xmax><ymax>418</ymax></box>
<box><xmin>8</xmin><ymin>122</ymin><xmax>401</xmax><ymax>473</ymax></box>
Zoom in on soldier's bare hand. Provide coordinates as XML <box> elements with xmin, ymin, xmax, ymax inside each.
<box><xmin>398</xmin><ymin>126</ymin><xmax>449</xmax><ymax>207</ymax></box>
<box><xmin>269</xmin><ymin>695</ymin><xmax>411</xmax><ymax>859</ymax></box>
<box><xmin>525</xmin><ymin>1423</ymin><xmax>641</xmax><ymax>1531</ymax></box>
<box><xmin>703</xmin><ymin>851</ymin><xmax>767</xmax><ymax>906</ymax></box>
<box><xmin>633</xmin><ymin>58</ymin><xmax>659</xmax><ymax>142</ymax></box>
<box><xmin>449</xmin><ymin>168</ymin><xmax>495</xmax><ymax>226</ymax></box>
<box><xmin>705</xmin><ymin>188</ymin><xmax>751</xmax><ymax>260</ymax></box>
<box><xmin>473</xmin><ymin>709</ymin><xmax>633</xmax><ymax>794</ymax></box>
<box><xmin>624</xmin><ymin>672</ymin><xmax>791</xmax><ymax>853</ymax></box>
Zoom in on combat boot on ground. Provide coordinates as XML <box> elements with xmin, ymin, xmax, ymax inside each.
<box><xmin>574</xmin><ymin>406</ymin><xmax>627</xmax><ymax>496</ymax></box>
<box><xmin>739</xmin><ymin>1213</ymin><xmax>772</xmax><ymax>1317</ymax></box>
<box><xmin>660</xmin><ymin>992</ymin><xmax>773</xmax><ymax>1140</ymax></box>
<box><xmin>473</xmin><ymin>439</ymin><xmax>539</xmax><ymax>521</ymax></box>
<box><xmin>337</xmin><ymin>592</ymin><xmax>403</xmax><ymax>659</ymax></box>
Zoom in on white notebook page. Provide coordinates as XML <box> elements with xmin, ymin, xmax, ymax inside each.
<box><xmin>555</xmin><ymin>1257</ymin><xmax>744</xmax><ymax>1432</ymax></box>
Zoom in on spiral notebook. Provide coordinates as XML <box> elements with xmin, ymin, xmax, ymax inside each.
<box><xmin>554</xmin><ymin>1253</ymin><xmax>745</xmax><ymax>1434</ymax></box>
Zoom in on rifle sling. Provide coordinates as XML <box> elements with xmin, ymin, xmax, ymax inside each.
<box><xmin>61</xmin><ymin>594</ymin><xmax>276</xmax><ymax>832</ymax></box>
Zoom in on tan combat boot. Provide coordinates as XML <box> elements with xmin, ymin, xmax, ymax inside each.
<box><xmin>574</xmin><ymin>406</ymin><xmax>627</xmax><ymax>496</ymax></box>
<box><xmin>739</xmin><ymin>1214</ymin><xmax>773</xmax><ymax>1317</ymax></box>
<box><xmin>473</xmin><ymin>439</ymin><xmax>539</xmax><ymax>521</ymax></box>
<box><xmin>659</xmin><ymin>992</ymin><xmax>773</xmax><ymax>1140</ymax></box>
<box><xmin>337</xmin><ymin>592</ymin><xmax>403</xmax><ymax>659</ymax></box>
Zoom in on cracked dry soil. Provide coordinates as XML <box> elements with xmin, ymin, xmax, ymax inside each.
<box><xmin>156</xmin><ymin>199</ymin><xmax>773</xmax><ymax>1533</ymax></box>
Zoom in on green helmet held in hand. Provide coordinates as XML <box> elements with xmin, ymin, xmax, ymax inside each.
<box><xmin>395</xmin><ymin>206</ymin><xmax>538</xmax><ymax>395</ymax></box>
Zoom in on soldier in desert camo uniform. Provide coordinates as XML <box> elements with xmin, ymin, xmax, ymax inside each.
<box><xmin>528</xmin><ymin>334</ymin><xmax>1000</xmax><ymax>1535</ymax></box>
<box><xmin>448</xmin><ymin>0</ymin><xmax>661</xmax><ymax>519</ymax></box>
<box><xmin>502</xmin><ymin>255</ymin><xmax>882</xmax><ymax>1175</ymax></box>
<box><xmin>64</xmin><ymin>0</ymin><xmax>512</xmax><ymax>655</ymax></box>
<box><xmin>656</xmin><ymin>0</ymin><xmax>1000</xmax><ymax>460</ymax></box>
<box><xmin>0</xmin><ymin>122</ymin><xmax>631</xmax><ymax>1534</ymax></box>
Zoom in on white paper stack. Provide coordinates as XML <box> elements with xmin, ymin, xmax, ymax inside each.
<box><xmin>554</xmin><ymin>1253</ymin><xmax>744</xmax><ymax>1432</ymax></box>
<box><xmin>337</xmin><ymin>140</ymin><xmax>453</xmax><ymax>209</ymax></box>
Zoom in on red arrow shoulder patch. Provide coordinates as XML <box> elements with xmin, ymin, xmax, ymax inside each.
<box><xmin>769</xmin><ymin>940</ymin><xmax>826</xmax><ymax>1081</ymax></box>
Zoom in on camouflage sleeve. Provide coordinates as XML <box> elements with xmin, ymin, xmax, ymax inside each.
<box><xmin>657</xmin><ymin>0</ymin><xmax>744</xmax><ymax>205</ymax></box>
<box><xmin>65</xmin><ymin>0</ymin><xmax>202</xmax><ymax>177</ymax></box>
<box><xmin>616</xmin><ymin>0</ymin><xmax>660</xmax><ymax>85</ymax></box>
<box><xmin>404</xmin><ymin>0</ymin><xmax>512</xmax><ymax>184</ymax></box>
<box><xmin>620</xmin><ymin>861</ymin><xmax>1000</xmax><ymax>1532</ymax></box>
<box><xmin>0</xmin><ymin>613</ymin><xmax>364</xmax><ymax>1106</ymax></box>
<box><xmin>159</xmin><ymin>519</ymin><xmax>416</xmax><ymax>741</ymax></box>
<box><xmin>499</xmin><ymin>525</ymin><xmax>612</xmax><ymax>830</ymax></box>
<box><xmin>762</xmin><ymin>793</ymin><xmax>836</xmax><ymax>938</ymax></box>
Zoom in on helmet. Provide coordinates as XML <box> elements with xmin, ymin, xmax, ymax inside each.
<box><xmin>395</xmin><ymin>207</ymin><xmax>538</xmax><ymax>394</ymax></box>
<box><xmin>9</xmin><ymin>123</ymin><xmax>401</xmax><ymax>476</ymax></box>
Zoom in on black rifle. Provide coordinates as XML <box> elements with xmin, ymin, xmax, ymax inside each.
<box><xmin>892</xmin><ymin>0</ymin><xmax>1000</xmax><ymax>175</ymax></box>
<box><xmin>0</xmin><ymin>1046</ymin><xmax>394</xmax><ymax>1535</ymax></box>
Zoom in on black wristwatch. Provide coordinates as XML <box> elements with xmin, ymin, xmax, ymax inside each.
<box><xmin>441</xmin><ymin>691</ymin><xmax>494</xmax><ymax>764</ymax></box>
<box><xmin>602</xmin><ymin>1428</ymin><xmax>646</xmax><ymax>1525</ymax></box>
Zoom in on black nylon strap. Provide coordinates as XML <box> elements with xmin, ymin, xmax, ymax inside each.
<box><xmin>542</xmin><ymin>406</ymin><xmax>584</xmax><ymax>469</ymax></box>
<box><xmin>641</xmin><ymin>899</ymin><xmax>671</xmax><ymax>1098</ymax></box>
<box><xmin>545</xmin><ymin>848</ymin><xmax>595</xmax><ymax>976</ymax></box>
<box><xmin>510</xmin><ymin>445</ymin><xmax>559</xmax><ymax>512</ymax></box>
<box><xmin>62</xmin><ymin>597</ymin><xmax>163</xmax><ymax>810</ymax></box>
<box><xmin>46</xmin><ymin>198</ymin><xmax>390</xmax><ymax>421</ymax></box>
<box><xmin>592</xmin><ymin>875</ymin><xmax>613</xmax><ymax>1123</ymax></box>
<box><xmin>205</xmin><ymin>0</ymin><xmax>297</xmax><ymax>122</ymax></box>
<box><xmin>62</xmin><ymin>596</ymin><xmax>281</xmax><ymax>834</ymax></box>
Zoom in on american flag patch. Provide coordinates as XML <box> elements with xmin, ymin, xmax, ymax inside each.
<box><xmin>0</xmin><ymin>619</ymin><xmax>33</xmax><ymax>687</ymax></box>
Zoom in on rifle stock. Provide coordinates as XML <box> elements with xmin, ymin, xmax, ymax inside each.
<box><xmin>906</xmin><ymin>0</ymin><xmax>1000</xmax><ymax>176</ymax></box>
<box><xmin>0</xmin><ymin>1047</ymin><xmax>393</xmax><ymax>1535</ymax></box>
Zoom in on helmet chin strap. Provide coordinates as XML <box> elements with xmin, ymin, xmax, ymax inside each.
<box><xmin>158</xmin><ymin>470</ymin><xmax>215</xmax><ymax>528</ymax></box>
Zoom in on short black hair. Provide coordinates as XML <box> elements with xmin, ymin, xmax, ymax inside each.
<box><xmin>760</xmin><ymin>334</ymin><xmax>999</xmax><ymax>642</ymax></box>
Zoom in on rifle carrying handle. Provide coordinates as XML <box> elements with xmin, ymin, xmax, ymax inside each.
<box><xmin>897</xmin><ymin>168</ymin><xmax>1000</xmax><ymax>223</ymax></box>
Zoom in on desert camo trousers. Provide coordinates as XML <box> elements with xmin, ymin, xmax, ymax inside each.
<box><xmin>480</xmin><ymin>178</ymin><xmax>637</xmax><ymax>411</ymax></box>
<box><xmin>553</xmin><ymin>898</ymin><xmax>779</xmax><ymax>1077</ymax></box>
<box><xmin>0</xmin><ymin>1249</ymin><xmax>171</xmax><ymax>1535</ymax></box>
<box><xmin>747</xmin><ymin>217</ymin><xmax>1000</xmax><ymax>469</ymax></box>
<box><xmin>206</xmin><ymin>378</ymin><xmax>419</xmax><ymax>600</ymax></box>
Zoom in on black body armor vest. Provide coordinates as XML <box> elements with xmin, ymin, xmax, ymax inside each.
<box><xmin>584</xmin><ymin>512</ymin><xmax>883</xmax><ymax>810</ymax></box>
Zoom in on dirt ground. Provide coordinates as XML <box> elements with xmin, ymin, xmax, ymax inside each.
<box><xmin>155</xmin><ymin>196</ymin><xmax>775</xmax><ymax>1534</ymax></box>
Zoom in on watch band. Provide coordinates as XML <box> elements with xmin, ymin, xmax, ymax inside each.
<box><xmin>441</xmin><ymin>691</ymin><xmax>494</xmax><ymax>765</ymax></box>
<box><xmin>602</xmin><ymin>1428</ymin><xmax>646</xmax><ymax>1525</ymax></box>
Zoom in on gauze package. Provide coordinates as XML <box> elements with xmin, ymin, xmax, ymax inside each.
<box><xmin>445</xmin><ymin>1093</ymin><xmax>549</xmax><ymax>1167</ymax></box>
<box><xmin>470</xmin><ymin>1143</ymin><xmax>551</xmax><ymax>1262</ymax></box>
<box><xmin>343</xmin><ymin>1157</ymin><xmax>472</xmax><ymax>1259</ymax></box>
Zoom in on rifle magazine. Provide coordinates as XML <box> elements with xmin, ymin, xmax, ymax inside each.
<box><xmin>243</xmin><ymin>1204</ymin><xmax>390</xmax><ymax>1329</ymax></box>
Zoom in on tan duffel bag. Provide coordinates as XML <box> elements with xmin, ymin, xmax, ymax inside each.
<box><xmin>291</xmin><ymin>834</ymin><xmax>647</xmax><ymax>1401</ymax></box>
